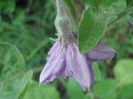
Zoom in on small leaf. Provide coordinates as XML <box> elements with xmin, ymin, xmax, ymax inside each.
<box><xmin>78</xmin><ymin>8</ymin><xmax>107</xmax><ymax>53</ymax></box>
<box><xmin>0</xmin><ymin>70</ymin><xmax>33</xmax><ymax>99</ymax></box>
<box><xmin>93</xmin><ymin>79</ymin><xmax>117</xmax><ymax>99</ymax></box>
<box><xmin>19</xmin><ymin>80</ymin><xmax>60</xmax><ymax>99</ymax></box>
<box><xmin>66</xmin><ymin>78</ymin><xmax>84</xmax><ymax>99</ymax></box>
<box><xmin>113</xmin><ymin>59</ymin><xmax>133</xmax><ymax>87</ymax></box>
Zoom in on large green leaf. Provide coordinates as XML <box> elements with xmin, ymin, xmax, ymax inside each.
<box><xmin>113</xmin><ymin>59</ymin><xmax>133</xmax><ymax>87</ymax></box>
<box><xmin>0</xmin><ymin>42</ymin><xmax>25</xmax><ymax>81</ymax></box>
<box><xmin>0</xmin><ymin>42</ymin><xmax>32</xmax><ymax>99</ymax></box>
<box><xmin>93</xmin><ymin>79</ymin><xmax>117</xmax><ymax>99</ymax></box>
<box><xmin>78</xmin><ymin>8</ymin><xmax>107</xmax><ymax>53</ymax></box>
<box><xmin>0</xmin><ymin>70</ymin><xmax>33</xmax><ymax>99</ymax></box>
<box><xmin>117</xmin><ymin>84</ymin><xmax>133</xmax><ymax>99</ymax></box>
<box><xmin>19</xmin><ymin>80</ymin><xmax>60</xmax><ymax>99</ymax></box>
<box><xmin>66</xmin><ymin>78</ymin><xmax>84</xmax><ymax>99</ymax></box>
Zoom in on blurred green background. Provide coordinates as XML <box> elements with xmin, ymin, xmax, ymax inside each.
<box><xmin>0</xmin><ymin>0</ymin><xmax>133</xmax><ymax>99</ymax></box>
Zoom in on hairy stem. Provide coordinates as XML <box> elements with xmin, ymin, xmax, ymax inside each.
<box><xmin>56</xmin><ymin>0</ymin><xmax>66</xmax><ymax>16</ymax></box>
<box><xmin>64</xmin><ymin>0</ymin><xmax>79</xmax><ymax>30</ymax></box>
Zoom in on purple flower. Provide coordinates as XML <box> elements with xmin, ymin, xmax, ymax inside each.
<box><xmin>39</xmin><ymin>40</ymin><xmax>116</xmax><ymax>91</ymax></box>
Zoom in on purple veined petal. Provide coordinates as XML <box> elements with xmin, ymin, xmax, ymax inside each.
<box><xmin>66</xmin><ymin>42</ymin><xmax>93</xmax><ymax>91</ymax></box>
<box><xmin>39</xmin><ymin>41</ymin><xmax>66</xmax><ymax>85</ymax></box>
<box><xmin>46</xmin><ymin>42</ymin><xmax>60</xmax><ymax>61</ymax></box>
<box><xmin>40</xmin><ymin>41</ymin><xmax>95</xmax><ymax>91</ymax></box>
<box><xmin>86</xmin><ymin>43</ymin><xmax>116</xmax><ymax>62</ymax></box>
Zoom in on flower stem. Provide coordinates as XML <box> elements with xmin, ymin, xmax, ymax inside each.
<box><xmin>64</xmin><ymin>0</ymin><xmax>79</xmax><ymax>30</ymax></box>
<box><xmin>56</xmin><ymin>0</ymin><xmax>66</xmax><ymax>16</ymax></box>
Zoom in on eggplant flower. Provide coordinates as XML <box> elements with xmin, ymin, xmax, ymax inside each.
<box><xmin>39</xmin><ymin>40</ymin><xmax>116</xmax><ymax>91</ymax></box>
<box><xmin>39</xmin><ymin>0</ymin><xmax>116</xmax><ymax>91</ymax></box>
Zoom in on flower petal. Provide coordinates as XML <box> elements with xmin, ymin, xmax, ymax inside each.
<box><xmin>86</xmin><ymin>43</ymin><xmax>116</xmax><ymax>62</ymax></box>
<box><xmin>66</xmin><ymin>42</ymin><xmax>93</xmax><ymax>91</ymax></box>
<box><xmin>46</xmin><ymin>42</ymin><xmax>60</xmax><ymax>61</ymax></box>
<box><xmin>39</xmin><ymin>42</ymin><xmax>66</xmax><ymax>85</ymax></box>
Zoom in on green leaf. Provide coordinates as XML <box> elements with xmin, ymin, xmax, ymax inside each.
<box><xmin>117</xmin><ymin>84</ymin><xmax>133</xmax><ymax>99</ymax></box>
<box><xmin>93</xmin><ymin>79</ymin><xmax>117</xmax><ymax>99</ymax></box>
<box><xmin>0</xmin><ymin>70</ymin><xmax>33</xmax><ymax>99</ymax></box>
<box><xmin>78</xmin><ymin>8</ymin><xmax>107</xmax><ymax>53</ymax></box>
<box><xmin>127</xmin><ymin>12</ymin><xmax>133</xmax><ymax>25</ymax></box>
<box><xmin>19</xmin><ymin>80</ymin><xmax>60</xmax><ymax>99</ymax></box>
<box><xmin>113</xmin><ymin>59</ymin><xmax>133</xmax><ymax>87</ymax></box>
<box><xmin>66</xmin><ymin>78</ymin><xmax>84</xmax><ymax>99</ymax></box>
<box><xmin>0</xmin><ymin>42</ymin><xmax>25</xmax><ymax>81</ymax></box>
<box><xmin>0</xmin><ymin>42</ymin><xmax>30</xmax><ymax>99</ymax></box>
<box><xmin>80</xmin><ymin>0</ymin><xmax>118</xmax><ymax>8</ymax></box>
<box><xmin>93</xmin><ymin>63</ymin><xmax>102</xmax><ymax>81</ymax></box>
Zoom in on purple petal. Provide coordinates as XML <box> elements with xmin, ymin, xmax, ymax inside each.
<box><xmin>40</xmin><ymin>41</ymin><xmax>95</xmax><ymax>91</ymax></box>
<box><xmin>46</xmin><ymin>42</ymin><xmax>60</xmax><ymax>61</ymax></box>
<box><xmin>66</xmin><ymin>42</ymin><xmax>93</xmax><ymax>91</ymax></box>
<box><xmin>86</xmin><ymin>43</ymin><xmax>116</xmax><ymax>62</ymax></box>
<box><xmin>39</xmin><ymin>42</ymin><xmax>66</xmax><ymax>85</ymax></box>
<box><xmin>40</xmin><ymin>41</ymin><xmax>76</xmax><ymax>85</ymax></box>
